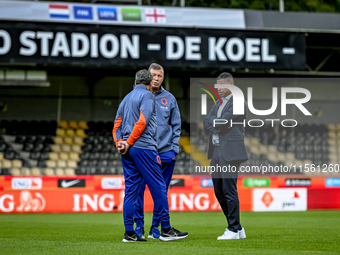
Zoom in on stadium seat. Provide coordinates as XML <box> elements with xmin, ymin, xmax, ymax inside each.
<box><xmin>74</xmin><ymin>137</ymin><xmax>84</xmax><ymax>145</ymax></box>
<box><xmin>76</xmin><ymin>129</ymin><xmax>87</xmax><ymax>138</ymax></box>
<box><xmin>56</xmin><ymin>168</ymin><xmax>65</xmax><ymax>176</ymax></box>
<box><xmin>68</xmin><ymin>121</ymin><xmax>78</xmax><ymax>129</ymax></box>
<box><xmin>49</xmin><ymin>152</ymin><xmax>59</xmax><ymax>160</ymax></box>
<box><xmin>78</xmin><ymin>121</ymin><xmax>88</xmax><ymax>130</ymax></box>
<box><xmin>44</xmin><ymin>168</ymin><xmax>55</xmax><ymax>176</ymax></box>
<box><xmin>71</xmin><ymin>145</ymin><xmax>82</xmax><ymax>153</ymax></box>
<box><xmin>10</xmin><ymin>168</ymin><xmax>22</xmax><ymax>176</ymax></box>
<box><xmin>59</xmin><ymin>152</ymin><xmax>69</xmax><ymax>160</ymax></box>
<box><xmin>22</xmin><ymin>168</ymin><xmax>31</xmax><ymax>176</ymax></box>
<box><xmin>59</xmin><ymin>120</ymin><xmax>68</xmax><ymax>129</ymax></box>
<box><xmin>67</xmin><ymin>161</ymin><xmax>77</xmax><ymax>168</ymax></box>
<box><xmin>31</xmin><ymin>168</ymin><xmax>42</xmax><ymax>176</ymax></box>
<box><xmin>61</xmin><ymin>145</ymin><xmax>71</xmax><ymax>152</ymax></box>
<box><xmin>56</xmin><ymin>128</ymin><xmax>66</xmax><ymax>137</ymax></box>
<box><xmin>65</xmin><ymin>168</ymin><xmax>75</xmax><ymax>176</ymax></box>
<box><xmin>46</xmin><ymin>160</ymin><xmax>57</xmax><ymax>168</ymax></box>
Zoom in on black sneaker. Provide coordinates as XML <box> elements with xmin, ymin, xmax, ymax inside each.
<box><xmin>122</xmin><ymin>232</ymin><xmax>147</xmax><ymax>242</ymax></box>
<box><xmin>159</xmin><ymin>227</ymin><xmax>189</xmax><ymax>241</ymax></box>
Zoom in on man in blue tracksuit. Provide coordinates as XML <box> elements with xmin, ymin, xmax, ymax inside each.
<box><xmin>134</xmin><ymin>63</ymin><xmax>181</xmax><ymax>239</ymax></box>
<box><xmin>113</xmin><ymin>69</ymin><xmax>187</xmax><ymax>242</ymax></box>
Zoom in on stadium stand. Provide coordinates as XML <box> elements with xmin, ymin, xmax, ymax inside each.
<box><xmin>0</xmin><ymin>119</ymin><xmax>337</xmax><ymax>176</ymax></box>
<box><xmin>0</xmin><ymin>120</ymin><xmax>195</xmax><ymax>176</ymax></box>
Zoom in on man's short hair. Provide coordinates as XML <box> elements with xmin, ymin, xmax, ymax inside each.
<box><xmin>135</xmin><ymin>69</ymin><xmax>153</xmax><ymax>85</ymax></box>
<box><xmin>148</xmin><ymin>63</ymin><xmax>164</xmax><ymax>73</ymax></box>
<box><xmin>217</xmin><ymin>72</ymin><xmax>234</xmax><ymax>84</ymax></box>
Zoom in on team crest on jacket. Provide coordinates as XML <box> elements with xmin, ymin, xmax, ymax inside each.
<box><xmin>156</xmin><ymin>155</ymin><xmax>161</xmax><ymax>164</ymax></box>
<box><xmin>161</xmin><ymin>98</ymin><xmax>167</xmax><ymax>105</ymax></box>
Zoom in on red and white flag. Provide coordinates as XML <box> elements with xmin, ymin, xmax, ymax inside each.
<box><xmin>145</xmin><ymin>8</ymin><xmax>166</xmax><ymax>23</ymax></box>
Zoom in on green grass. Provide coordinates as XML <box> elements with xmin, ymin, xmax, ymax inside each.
<box><xmin>0</xmin><ymin>211</ymin><xmax>339</xmax><ymax>254</ymax></box>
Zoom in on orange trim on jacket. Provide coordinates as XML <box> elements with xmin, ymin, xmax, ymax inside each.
<box><xmin>126</xmin><ymin>110</ymin><xmax>146</xmax><ymax>145</ymax></box>
<box><xmin>112</xmin><ymin>116</ymin><xmax>122</xmax><ymax>148</ymax></box>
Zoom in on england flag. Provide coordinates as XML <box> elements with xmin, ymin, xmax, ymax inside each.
<box><xmin>145</xmin><ymin>8</ymin><xmax>166</xmax><ymax>23</ymax></box>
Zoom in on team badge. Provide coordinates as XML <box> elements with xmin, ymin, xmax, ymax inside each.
<box><xmin>156</xmin><ymin>155</ymin><xmax>161</xmax><ymax>164</ymax></box>
<box><xmin>161</xmin><ymin>98</ymin><xmax>167</xmax><ymax>105</ymax></box>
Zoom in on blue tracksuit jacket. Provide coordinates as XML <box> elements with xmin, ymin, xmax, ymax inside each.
<box><xmin>154</xmin><ymin>86</ymin><xmax>181</xmax><ymax>154</ymax></box>
<box><xmin>112</xmin><ymin>85</ymin><xmax>157</xmax><ymax>151</ymax></box>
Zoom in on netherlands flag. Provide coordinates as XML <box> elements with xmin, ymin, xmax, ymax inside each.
<box><xmin>49</xmin><ymin>4</ymin><xmax>70</xmax><ymax>19</ymax></box>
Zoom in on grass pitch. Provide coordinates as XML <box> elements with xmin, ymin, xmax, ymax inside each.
<box><xmin>0</xmin><ymin>211</ymin><xmax>339</xmax><ymax>254</ymax></box>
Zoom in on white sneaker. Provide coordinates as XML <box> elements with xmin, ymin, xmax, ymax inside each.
<box><xmin>217</xmin><ymin>229</ymin><xmax>240</xmax><ymax>240</ymax></box>
<box><xmin>238</xmin><ymin>228</ymin><xmax>246</xmax><ymax>239</ymax></box>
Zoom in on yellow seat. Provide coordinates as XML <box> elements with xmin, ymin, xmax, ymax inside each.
<box><xmin>51</xmin><ymin>144</ymin><xmax>61</xmax><ymax>152</ymax></box>
<box><xmin>60</xmin><ymin>152</ymin><xmax>69</xmax><ymax>160</ymax></box>
<box><xmin>69</xmin><ymin>152</ymin><xmax>80</xmax><ymax>161</ymax></box>
<box><xmin>56</xmin><ymin>168</ymin><xmax>65</xmax><ymax>176</ymax></box>
<box><xmin>22</xmin><ymin>168</ymin><xmax>31</xmax><ymax>176</ymax></box>
<box><xmin>69</xmin><ymin>120</ymin><xmax>78</xmax><ymax>129</ymax></box>
<box><xmin>67</xmin><ymin>160</ymin><xmax>77</xmax><ymax>168</ymax></box>
<box><xmin>74</xmin><ymin>137</ymin><xmax>84</xmax><ymax>145</ymax></box>
<box><xmin>64</xmin><ymin>137</ymin><xmax>73</xmax><ymax>145</ymax></box>
<box><xmin>10</xmin><ymin>168</ymin><xmax>22</xmax><ymax>176</ymax></box>
<box><xmin>56</xmin><ymin>128</ymin><xmax>66</xmax><ymax>137</ymax></box>
<box><xmin>57</xmin><ymin>160</ymin><xmax>67</xmax><ymax>168</ymax></box>
<box><xmin>66</xmin><ymin>129</ymin><xmax>75</xmax><ymax>137</ymax></box>
<box><xmin>0</xmin><ymin>152</ymin><xmax>3</xmax><ymax>160</ymax></box>
<box><xmin>61</xmin><ymin>145</ymin><xmax>71</xmax><ymax>152</ymax></box>
<box><xmin>49</xmin><ymin>152</ymin><xmax>59</xmax><ymax>160</ymax></box>
<box><xmin>12</xmin><ymin>159</ymin><xmax>22</xmax><ymax>168</ymax></box>
<box><xmin>2</xmin><ymin>160</ymin><xmax>12</xmax><ymax>168</ymax></box>
<box><xmin>65</xmin><ymin>168</ymin><xmax>76</xmax><ymax>176</ymax></box>
<box><xmin>31</xmin><ymin>168</ymin><xmax>42</xmax><ymax>176</ymax></box>
<box><xmin>44</xmin><ymin>168</ymin><xmax>55</xmax><ymax>176</ymax></box>
<box><xmin>46</xmin><ymin>160</ymin><xmax>57</xmax><ymax>168</ymax></box>
<box><xmin>71</xmin><ymin>145</ymin><xmax>82</xmax><ymax>153</ymax></box>
<box><xmin>76</xmin><ymin>129</ymin><xmax>87</xmax><ymax>138</ymax></box>
<box><xmin>54</xmin><ymin>137</ymin><xmax>63</xmax><ymax>145</ymax></box>
<box><xmin>59</xmin><ymin>120</ymin><xmax>68</xmax><ymax>129</ymax></box>
<box><xmin>78</xmin><ymin>121</ymin><xmax>89</xmax><ymax>129</ymax></box>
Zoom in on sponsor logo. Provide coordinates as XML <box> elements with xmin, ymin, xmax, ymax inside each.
<box><xmin>58</xmin><ymin>179</ymin><xmax>86</xmax><ymax>188</ymax></box>
<box><xmin>97</xmin><ymin>7</ymin><xmax>117</xmax><ymax>21</ymax></box>
<box><xmin>73</xmin><ymin>193</ymin><xmax>115</xmax><ymax>212</ymax></box>
<box><xmin>254</xmin><ymin>188</ymin><xmax>307</xmax><ymax>212</ymax></box>
<box><xmin>74</xmin><ymin>6</ymin><xmax>93</xmax><ymax>20</ymax></box>
<box><xmin>16</xmin><ymin>191</ymin><xmax>46</xmax><ymax>212</ymax></box>
<box><xmin>121</xmin><ymin>8</ymin><xmax>141</xmax><ymax>21</ymax></box>
<box><xmin>49</xmin><ymin>4</ymin><xmax>70</xmax><ymax>19</ymax></box>
<box><xmin>12</xmin><ymin>178</ymin><xmax>42</xmax><ymax>190</ymax></box>
<box><xmin>0</xmin><ymin>194</ymin><xmax>15</xmax><ymax>212</ymax></box>
<box><xmin>261</xmin><ymin>191</ymin><xmax>274</xmax><ymax>207</ymax></box>
<box><xmin>156</xmin><ymin>155</ymin><xmax>161</xmax><ymax>164</ymax></box>
<box><xmin>200</xmin><ymin>179</ymin><xmax>213</xmax><ymax>188</ymax></box>
<box><xmin>161</xmin><ymin>98</ymin><xmax>167</xmax><ymax>105</ymax></box>
<box><xmin>285</xmin><ymin>179</ymin><xmax>311</xmax><ymax>187</ymax></box>
<box><xmin>244</xmin><ymin>178</ymin><xmax>270</xmax><ymax>187</ymax></box>
<box><xmin>101</xmin><ymin>178</ymin><xmax>124</xmax><ymax>189</ymax></box>
<box><xmin>325</xmin><ymin>178</ymin><xmax>340</xmax><ymax>187</ymax></box>
<box><xmin>169</xmin><ymin>179</ymin><xmax>185</xmax><ymax>187</ymax></box>
<box><xmin>145</xmin><ymin>8</ymin><xmax>166</xmax><ymax>23</ymax></box>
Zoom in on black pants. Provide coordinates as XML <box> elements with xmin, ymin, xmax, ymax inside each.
<box><xmin>211</xmin><ymin>147</ymin><xmax>242</xmax><ymax>232</ymax></box>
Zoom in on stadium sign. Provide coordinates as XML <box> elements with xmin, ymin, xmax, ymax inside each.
<box><xmin>285</xmin><ymin>179</ymin><xmax>311</xmax><ymax>187</ymax></box>
<box><xmin>253</xmin><ymin>188</ymin><xmax>307</xmax><ymax>212</ymax></box>
<box><xmin>0</xmin><ymin>22</ymin><xmax>305</xmax><ymax>70</ymax></box>
<box><xmin>244</xmin><ymin>178</ymin><xmax>270</xmax><ymax>187</ymax></box>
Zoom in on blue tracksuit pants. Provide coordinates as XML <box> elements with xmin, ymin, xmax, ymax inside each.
<box><xmin>134</xmin><ymin>150</ymin><xmax>176</xmax><ymax>228</ymax></box>
<box><xmin>121</xmin><ymin>147</ymin><xmax>171</xmax><ymax>231</ymax></box>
